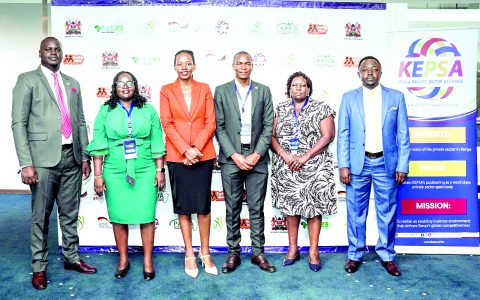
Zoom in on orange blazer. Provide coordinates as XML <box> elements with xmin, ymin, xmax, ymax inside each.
<box><xmin>160</xmin><ymin>79</ymin><xmax>216</xmax><ymax>162</ymax></box>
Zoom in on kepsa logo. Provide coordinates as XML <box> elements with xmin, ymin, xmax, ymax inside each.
<box><xmin>343</xmin><ymin>56</ymin><xmax>360</xmax><ymax>67</ymax></box>
<box><xmin>65</xmin><ymin>20</ymin><xmax>82</xmax><ymax>37</ymax></box>
<box><xmin>398</xmin><ymin>37</ymin><xmax>463</xmax><ymax>100</ymax></box>
<box><xmin>101</xmin><ymin>51</ymin><xmax>119</xmax><ymax>69</ymax></box>
<box><xmin>307</xmin><ymin>24</ymin><xmax>328</xmax><ymax>35</ymax></box>
<box><xmin>216</xmin><ymin>21</ymin><xmax>229</xmax><ymax>34</ymax></box>
<box><xmin>211</xmin><ymin>190</ymin><xmax>225</xmax><ymax>202</ymax></box>
<box><xmin>240</xmin><ymin>218</ymin><xmax>250</xmax><ymax>229</ymax></box>
<box><xmin>344</xmin><ymin>22</ymin><xmax>362</xmax><ymax>40</ymax></box>
<box><xmin>63</xmin><ymin>54</ymin><xmax>84</xmax><ymax>65</ymax></box>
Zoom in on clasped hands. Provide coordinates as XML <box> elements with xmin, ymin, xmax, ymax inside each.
<box><xmin>182</xmin><ymin>147</ymin><xmax>203</xmax><ymax>166</ymax></box>
<box><xmin>231</xmin><ymin>152</ymin><xmax>261</xmax><ymax>171</ymax></box>
<box><xmin>279</xmin><ymin>151</ymin><xmax>309</xmax><ymax>172</ymax></box>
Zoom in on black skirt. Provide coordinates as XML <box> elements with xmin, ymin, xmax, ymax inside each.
<box><xmin>167</xmin><ymin>159</ymin><xmax>214</xmax><ymax>215</ymax></box>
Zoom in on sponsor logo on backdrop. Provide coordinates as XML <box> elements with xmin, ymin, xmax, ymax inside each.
<box><xmin>101</xmin><ymin>52</ymin><xmax>119</xmax><ymax>69</ymax></box>
<box><xmin>139</xmin><ymin>84</ymin><xmax>152</xmax><ymax>101</ymax></box>
<box><xmin>253</xmin><ymin>53</ymin><xmax>266</xmax><ymax>67</ymax></box>
<box><xmin>77</xmin><ymin>216</ymin><xmax>85</xmax><ymax>231</ymax></box>
<box><xmin>271</xmin><ymin>216</ymin><xmax>287</xmax><ymax>233</ymax></box>
<box><xmin>131</xmin><ymin>56</ymin><xmax>161</xmax><ymax>65</ymax></box>
<box><xmin>276</xmin><ymin>23</ymin><xmax>298</xmax><ymax>35</ymax></box>
<box><xmin>314</xmin><ymin>55</ymin><xmax>335</xmax><ymax>67</ymax></box>
<box><xmin>94</xmin><ymin>24</ymin><xmax>124</xmax><ymax>33</ymax></box>
<box><xmin>343</xmin><ymin>56</ymin><xmax>360</xmax><ymax>67</ymax></box>
<box><xmin>96</xmin><ymin>87</ymin><xmax>112</xmax><ymax>99</ymax></box>
<box><xmin>307</xmin><ymin>24</ymin><xmax>328</xmax><ymax>35</ymax></box>
<box><xmin>344</xmin><ymin>22</ymin><xmax>362</xmax><ymax>40</ymax></box>
<box><xmin>242</xmin><ymin>189</ymin><xmax>247</xmax><ymax>205</ymax></box>
<box><xmin>65</xmin><ymin>20</ymin><xmax>82</xmax><ymax>37</ymax></box>
<box><xmin>211</xmin><ymin>190</ymin><xmax>225</xmax><ymax>201</ymax></box>
<box><xmin>211</xmin><ymin>217</ymin><xmax>224</xmax><ymax>232</ymax></box>
<box><xmin>240</xmin><ymin>218</ymin><xmax>250</xmax><ymax>229</ymax></box>
<box><xmin>63</xmin><ymin>54</ymin><xmax>84</xmax><ymax>65</ymax></box>
<box><xmin>157</xmin><ymin>190</ymin><xmax>170</xmax><ymax>203</ymax></box>
<box><xmin>98</xmin><ymin>217</ymin><xmax>112</xmax><ymax>229</ymax></box>
<box><xmin>397</xmin><ymin>37</ymin><xmax>463</xmax><ymax>100</ymax></box>
<box><xmin>206</xmin><ymin>54</ymin><xmax>227</xmax><ymax>62</ymax></box>
<box><xmin>168</xmin><ymin>21</ymin><xmax>189</xmax><ymax>32</ymax></box>
<box><xmin>169</xmin><ymin>218</ymin><xmax>198</xmax><ymax>230</ymax></box>
<box><xmin>216</xmin><ymin>21</ymin><xmax>229</xmax><ymax>34</ymax></box>
<box><xmin>299</xmin><ymin>221</ymin><xmax>329</xmax><ymax>229</ymax></box>
<box><xmin>154</xmin><ymin>218</ymin><xmax>159</xmax><ymax>230</ymax></box>
<box><xmin>337</xmin><ymin>190</ymin><xmax>346</xmax><ymax>202</ymax></box>
<box><xmin>92</xmin><ymin>194</ymin><xmax>104</xmax><ymax>201</ymax></box>
<box><xmin>250</xmin><ymin>21</ymin><xmax>263</xmax><ymax>35</ymax></box>
<box><xmin>141</xmin><ymin>20</ymin><xmax>156</xmax><ymax>35</ymax></box>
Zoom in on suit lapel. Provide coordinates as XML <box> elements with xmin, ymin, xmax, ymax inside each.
<box><xmin>250</xmin><ymin>81</ymin><xmax>258</xmax><ymax>118</ymax></box>
<box><xmin>189</xmin><ymin>80</ymin><xmax>200</xmax><ymax>118</ymax></box>
<box><xmin>354</xmin><ymin>87</ymin><xmax>365</xmax><ymax>128</ymax></box>
<box><xmin>61</xmin><ymin>72</ymin><xmax>72</xmax><ymax>111</ymax></box>
<box><xmin>36</xmin><ymin>67</ymin><xmax>57</xmax><ymax>105</ymax></box>
<box><xmin>172</xmin><ymin>79</ymin><xmax>191</xmax><ymax>120</ymax></box>
<box><xmin>381</xmin><ymin>85</ymin><xmax>389</xmax><ymax>128</ymax></box>
<box><xmin>227</xmin><ymin>80</ymin><xmax>241</xmax><ymax>117</ymax></box>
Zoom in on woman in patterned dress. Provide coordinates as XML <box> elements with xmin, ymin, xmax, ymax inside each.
<box><xmin>271</xmin><ymin>71</ymin><xmax>337</xmax><ymax>272</ymax></box>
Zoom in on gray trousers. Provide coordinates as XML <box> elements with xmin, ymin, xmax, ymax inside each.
<box><xmin>220</xmin><ymin>156</ymin><xmax>268</xmax><ymax>256</ymax></box>
<box><xmin>30</xmin><ymin>147</ymin><xmax>82</xmax><ymax>272</ymax></box>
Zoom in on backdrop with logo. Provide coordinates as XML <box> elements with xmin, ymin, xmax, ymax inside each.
<box><xmin>385</xmin><ymin>29</ymin><xmax>479</xmax><ymax>254</ymax></box>
<box><xmin>49</xmin><ymin>1</ymin><xmax>479</xmax><ymax>254</ymax></box>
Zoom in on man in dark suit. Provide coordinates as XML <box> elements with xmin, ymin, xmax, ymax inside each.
<box><xmin>214</xmin><ymin>51</ymin><xmax>276</xmax><ymax>273</ymax></box>
<box><xmin>11</xmin><ymin>37</ymin><xmax>97</xmax><ymax>290</ymax></box>
<box><xmin>337</xmin><ymin>56</ymin><xmax>410</xmax><ymax>276</ymax></box>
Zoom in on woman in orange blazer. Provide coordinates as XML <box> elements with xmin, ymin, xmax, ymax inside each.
<box><xmin>160</xmin><ymin>50</ymin><xmax>217</xmax><ymax>278</ymax></box>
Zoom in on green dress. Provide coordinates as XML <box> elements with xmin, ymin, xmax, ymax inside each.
<box><xmin>86</xmin><ymin>103</ymin><xmax>165</xmax><ymax>224</ymax></box>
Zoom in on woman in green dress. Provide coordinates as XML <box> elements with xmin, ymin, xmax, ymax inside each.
<box><xmin>86</xmin><ymin>71</ymin><xmax>166</xmax><ymax>281</ymax></box>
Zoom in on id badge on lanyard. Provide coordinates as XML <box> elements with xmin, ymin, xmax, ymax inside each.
<box><xmin>124</xmin><ymin>139</ymin><xmax>137</xmax><ymax>159</ymax></box>
<box><xmin>290</xmin><ymin>137</ymin><xmax>299</xmax><ymax>155</ymax></box>
<box><xmin>290</xmin><ymin>98</ymin><xmax>309</xmax><ymax>156</ymax></box>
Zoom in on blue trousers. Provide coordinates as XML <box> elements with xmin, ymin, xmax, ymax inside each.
<box><xmin>346</xmin><ymin>156</ymin><xmax>398</xmax><ymax>262</ymax></box>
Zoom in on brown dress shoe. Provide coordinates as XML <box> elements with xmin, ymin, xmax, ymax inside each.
<box><xmin>64</xmin><ymin>260</ymin><xmax>97</xmax><ymax>274</ymax></box>
<box><xmin>222</xmin><ymin>254</ymin><xmax>241</xmax><ymax>273</ymax></box>
<box><xmin>381</xmin><ymin>260</ymin><xmax>401</xmax><ymax>276</ymax></box>
<box><xmin>344</xmin><ymin>259</ymin><xmax>361</xmax><ymax>273</ymax></box>
<box><xmin>32</xmin><ymin>271</ymin><xmax>47</xmax><ymax>290</ymax></box>
<box><xmin>251</xmin><ymin>254</ymin><xmax>276</xmax><ymax>273</ymax></box>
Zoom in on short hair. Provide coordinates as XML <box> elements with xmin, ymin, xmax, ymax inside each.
<box><xmin>358</xmin><ymin>56</ymin><xmax>382</xmax><ymax>70</ymax></box>
<box><xmin>286</xmin><ymin>71</ymin><xmax>313</xmax><ymax>97</ymax></box>
<box><xmin>39</xmin><ymin>36</ymin><xmax>61</xmax><ymax>50</ymax></box>
<box><xmin>232</xmin><ymin>51</ymin><xmax>252</xmax><ymax>65</ymax></box>
<box><xmin>174</xmin><ymin>50</ymin><xmax>195</xmax><ymax>65</ymax></box>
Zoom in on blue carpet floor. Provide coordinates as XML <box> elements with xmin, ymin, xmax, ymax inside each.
<box><xmin>1</xmin><ymin>194</ymin><xmax>479</xmax><ymax>299</ymax></box>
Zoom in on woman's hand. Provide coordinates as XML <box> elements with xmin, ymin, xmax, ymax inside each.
<box><xmin>154</xmin><ymin>172</ymin><xmax>165</xmax><ymax>190</ymax></box>
<box><xmin>94</xmin><ymin>176</ymin><xmax>106</xmax><ymax>197</ymax></box>
<box><xmin>183</xmin><ymin>147</ymin><xmax>203</xmax><ymax>165</ymax></box>
<box><xmin>288</xmin><ymin>153</ymin><xmax>311</xmax><ymax>172</ymax></box>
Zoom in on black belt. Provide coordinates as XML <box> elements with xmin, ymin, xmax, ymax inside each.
<box><xmin>365</xmin><ymin>151</ymin><xmax>383</xmax><ymax>159</ymax></box>
<box><xmin>62</xmin><ymin>144</ymin><xmax>73</xmax><ymax>150</ymax></box>
<box><xmin>241</xmin><ymin>143</ymin><xmax>251</xmax><ymax>150</ymax></box>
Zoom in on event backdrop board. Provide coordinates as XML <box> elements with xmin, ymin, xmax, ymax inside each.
<box><xmin>50</xmin><ymin>1</ymin><xmax>479</xmax><ymax>254</ymax></box>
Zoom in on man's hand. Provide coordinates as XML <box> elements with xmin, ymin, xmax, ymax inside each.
<box><xmin>231</xmin><ymin>153</ymin><xmax>254</xmax><ymax>171</ymax></box>
<box><xmin>339</xmin><ymin>167</ymin><xmax>351</xmax><ymax>185</ymax></box>
<box><xmin>246</xmin><ymin>152</ymin><xmax>261</xmax><ymax>167</ymax></box>
<box><xmin>396</xmin><ymin>172</ymin><xmax>407</xmax><ymax>185</ymax></box>
<box><xmin>82</xmin><ymin>161</ymin><xmax>91</xmax><ymax>179</ymax></box>
<box><xmin>21</xmin><ymin>166</ymin><xmax>38</xmax><ymax>185</ymax></box>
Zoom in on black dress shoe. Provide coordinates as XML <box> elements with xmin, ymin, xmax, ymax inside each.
<box><xmin>344</xmin><ymin>259</ymin><xmax>361</xmax><ymax>273</ymax></box>
<box><xmin>251</xmin><ymin>254</ymin><xmax>276</xmax><ymax>273</ymax></box>
<box><xmin>32</xmin><ymin>271</ymin><xmax>47</xmax><ymax>290</ymax></box>
<box><xmin>64</xmin><ymin>260</ymin><xmax>97</xmax><ymax>274</ymax></box>
<box><xmin>143</xmin><ymin>271</ymin><xmax>155</xmax><ymax>281</ymax></box>
<box><xmin>114</xmin><ymin>262</ymin><xmax>130</xmax><ymax>279</ymax></box>
<box><xmin>381</xmin><ymin>260</ymin><xmax>401</xmax><ymax>276</ymax></box>
<box><xmin>222</xmin><ymin>254</ymin><xmax>241</xmax><ymax>274</ymax></box>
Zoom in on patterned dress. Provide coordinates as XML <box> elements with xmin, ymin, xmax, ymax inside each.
<box><xmin>271</xmin><ymin>98</ymin><xmax>337</xmax><ymax>218</ymax></box>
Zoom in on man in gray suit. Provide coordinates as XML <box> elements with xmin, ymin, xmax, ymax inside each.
<box><xmin>214</xmin><ymin>51</ymin><xmax>276</xmax><ymax>273</ymax></box>
<box><xmin>12</xmin><ymin>37</ymin><xmax>96</xmax><ymax>290</ymax></box>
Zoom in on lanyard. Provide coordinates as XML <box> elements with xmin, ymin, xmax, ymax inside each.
<box><xmin>119</xmin><ymin>101</ymin><xmax>134</xmax><ymax>136</ymax></box>
<box><xmin>234</xmin><ymin>83</ymin><xmax>253</xmax><ymax>114</ymax></box>
<box><xmin>292</xmin><ymin>97</ymin><xmax>309</xmax><ymax>134</ymax></box>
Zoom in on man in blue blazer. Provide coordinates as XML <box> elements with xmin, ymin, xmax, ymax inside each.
<box><xmin>337</xmin><ymin>56</ymin><xmax>410</xmax><ymax>276</ymax></box>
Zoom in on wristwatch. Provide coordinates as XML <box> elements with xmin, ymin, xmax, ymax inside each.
<box><xmin>156</xmin><ymin>167</ymin><xmax>165</xmax><ymax>173</ymax></box>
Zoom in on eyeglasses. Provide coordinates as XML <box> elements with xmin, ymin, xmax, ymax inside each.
<box><xmin>116</xmin><ymin>81</ymin><xmax>135</xmax><ymax>88</ymax></box>
<box><xmin>291</xmin><ymin>83</ymin><xmax>307</xmax><ymax>88</ymax></box>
